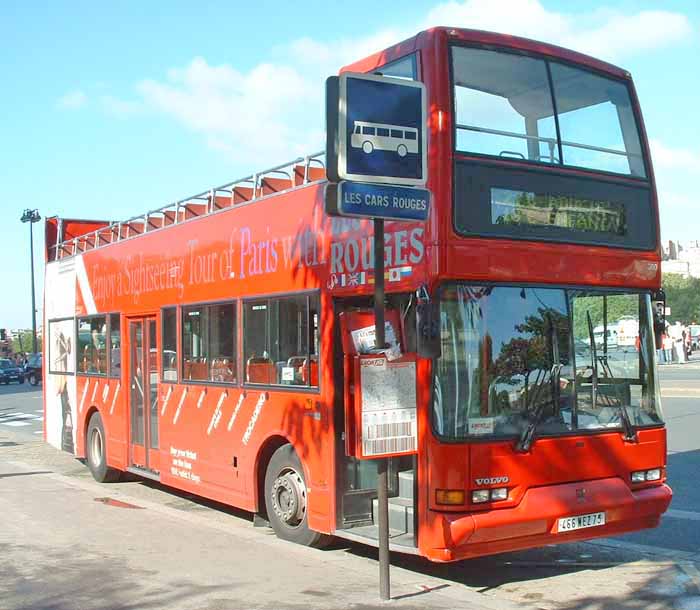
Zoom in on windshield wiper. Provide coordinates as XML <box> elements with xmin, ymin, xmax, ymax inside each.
<box><xmin>587</xmin><ymin>312</ymin><xmax>599</xmax><ymax>410</ymax></box>
<box><xmin>516</xmin><ymin>362</ymin><xmax>561</xmax><ymax>453</ymax></box>
<box><xmin>516</xmin><ymin>313</ymin><xmax>563</xmax><ymax>453</ymax></box>
<box><xmin>587</xmin><ymin>311</ymin><xmax>637</xmax><ymax>443</ymax></box>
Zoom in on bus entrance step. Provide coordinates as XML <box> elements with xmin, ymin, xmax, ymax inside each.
<box><xmin>372</xmin><ymin>496</ymin><xmax>414</xmax><ymax>535</ymax></box>
<box><xmin>398</xmin><ymin>470</ymin><xmax>414</xmax><ymax>499</ymax></box>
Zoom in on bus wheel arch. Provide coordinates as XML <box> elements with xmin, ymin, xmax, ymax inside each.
<box><xmin>255</xmin><ymin>435</ymin><xmax>291</xmax><ymax>519</ymax></box>
<box><xmin>85</xmin><ymin>409</ymin><xmax>121</xmax><ymax>483</ymax></box>
<box><xmin>257</xmin><ymin>439</ymin><xmax>329</xmax><ymax>548</ymax></box>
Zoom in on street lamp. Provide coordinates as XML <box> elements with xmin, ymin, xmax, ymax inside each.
<box><xmin>20</xmin><ymin>208</ymin><xmax>41</xmax><ymax>355</ymax></box>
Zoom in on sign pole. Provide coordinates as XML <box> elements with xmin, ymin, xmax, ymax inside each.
<box><xmin>373</xmin><ymin>218</ymin><xmax>391</xmax><ymax>600</ymax></box>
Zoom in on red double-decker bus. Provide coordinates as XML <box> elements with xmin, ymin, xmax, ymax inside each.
<box><xmin>42</xmin><ymin>27</ymin><xmax>671</xmax><ymax>562</ymax></box>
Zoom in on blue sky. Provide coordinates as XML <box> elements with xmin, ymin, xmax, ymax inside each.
<box><xmin>1</xmin><ymin>0</ymin><xmax>698</xmax><ymax>330</ymax></box>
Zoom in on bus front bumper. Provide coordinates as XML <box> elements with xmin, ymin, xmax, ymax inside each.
<box><xmin>425</xmin><ymin>478</ymin><xmax>672</xmax><ymax>562</ymax></box>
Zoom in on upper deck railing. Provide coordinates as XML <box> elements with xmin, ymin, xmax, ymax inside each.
<box><xmin>51</xmin><ymin>151</ymin><xmax>326</xmax><ymax>261</ymax></box>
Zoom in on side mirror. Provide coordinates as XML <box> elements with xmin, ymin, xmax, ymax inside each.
<box><xmin>416</xmin><ymin>301</ymin><xmax>441</xmax><ymax>359</ymax></box>
<box><xmin>652</xmin><ymin>289</ymin><xmax>666</xmax><ymax>349</ymax></box>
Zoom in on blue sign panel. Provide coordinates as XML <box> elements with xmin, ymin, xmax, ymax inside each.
<box><xmin>338</xmin><ymin>73</ymin><xmax>427</xmax><ymax>187</ymax></box>
<box><xmin>335</xmin><ymin>181</ymin><xmax>430</xmax><ymax>222</ymax></box>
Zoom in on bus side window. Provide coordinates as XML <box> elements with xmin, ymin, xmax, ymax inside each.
<box><xmin>162</xmin><ymin>307</ymin><xmax>178</xmax><ymax>382</ymax></box>
<box><xmin>109</xmin><ymin>313</ymin><xmax>121</xmax><ymax>377</ymax></box>
<box><xmin>391</xmin><ymin>129</ymin><xmax>402</xmax><ymax>138</ymax></box>
<box><xmin>243</xmin><ymin>293</ymin><xmax>320</xmax><ymax>387</ymax></box>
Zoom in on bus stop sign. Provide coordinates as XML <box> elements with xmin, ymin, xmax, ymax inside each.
<box><xmin>326</xmin><ymin>73</ymin><xmax>427</xmax><ymax>186</ymax></box>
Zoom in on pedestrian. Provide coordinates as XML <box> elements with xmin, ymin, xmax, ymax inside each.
<box><xmin>663</xmin><ymin>333</ymin><xmax>673</xmax><ymax>363</ymax></box>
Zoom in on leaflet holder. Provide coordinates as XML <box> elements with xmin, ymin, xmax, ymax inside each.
<box><xmin>339</xmin><ymin>310</ymin><xmax>417</xmax><ymax>459</ymax></box>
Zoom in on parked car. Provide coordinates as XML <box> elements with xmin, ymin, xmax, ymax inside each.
<box><xmin>24</xmin><ymin>353</ymin><xmax>42</xmax><ymax>386</ymax></box>
<box><xmin>689</xmin><ymin>325</ymin><xmax>700</xmax><ymax>351</ymax></box>
<box><xmin>0</xmin><ymin>358</ymin><xmax>25</xmax><ymax>384</ymax></box>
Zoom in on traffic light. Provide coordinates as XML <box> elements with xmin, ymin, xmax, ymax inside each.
<box><xmin>0</xmin><ymin>329</ymin><xmax>6</xmax><ymax>341</ymax></box>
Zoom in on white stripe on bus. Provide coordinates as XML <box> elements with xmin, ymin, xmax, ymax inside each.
<box><xmin>173</xmin><ymin>388</ymin><xmax>188</xmax><ymax>425</ymax></box>
<box><xmin>109</xmin><ymin>382</ymin><xmax>120</xmax><ymax>416</ymax></box>
<box><xmin>227</xmin><ymin>392</ymin><xmax>246</xmax><ymax>432</ymax></box>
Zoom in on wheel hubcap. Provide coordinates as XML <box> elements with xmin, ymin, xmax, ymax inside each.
<box><xmin>91</xmin><ymin>428</ymin><xmax>103</xmax><ymax>465</ymax></box>
<box><xmin>271</xmin><ymin>468</ymin><xmax>306</xmax><ymax>527</ymax></box>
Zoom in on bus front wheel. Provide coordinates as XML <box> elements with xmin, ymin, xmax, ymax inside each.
<box><xmin>264</xmin><ymin>444</ymin><xmax>330</xmax><ymax>548</ymax></box>
<box><xmin>86</xmin><ymin>412</ymin><xmax>121</xmax><ymax>483</ymax></box>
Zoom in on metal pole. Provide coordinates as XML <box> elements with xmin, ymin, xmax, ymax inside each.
<box><xmin>373</xmin><ymin>218</ymin><xmax>390</xmax><ymax>601</ymax></box>
<box><xmin>29</xmin><ymin>219</ymin><xmax>37</xmax><ymax>355</ymax></box>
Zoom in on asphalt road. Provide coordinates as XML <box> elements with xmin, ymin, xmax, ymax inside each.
<box><xmin>0</xmin><ymin>380</ymin><xmax>43</xmax><ymax>441</ymax></box>
<box><xmin>611</xmin><ymin>355</ymin><xmax>700</xmax><ymax>555</ymax></box>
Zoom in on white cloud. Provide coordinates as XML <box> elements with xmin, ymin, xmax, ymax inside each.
<box><xmin>650</xmin><ymin>139</ymin><xmax>700</xmax><ymax>173</ymax></box>
<box><xmin>647</xmin><ymin>140</ymin><xmax>699</xmax><ymax>241</ymax></box>
<box><xmin>100</xmin><ymin>95</ymin><xmax>142</xmax><ymax>118</ymax></box>
<box><xmin>425</xmin><ymin>1</ymin><xmax>692</xmax><ymax>61</ymax></box>
<box><xmin>121</xmin><ymin>1</ymin><xmax>692</xmax><ymax>168</ymax></box>
<box><xmin>57</xmin><ymin>90</ymin><xmax>87</xmax><ymax>110</ymax></box>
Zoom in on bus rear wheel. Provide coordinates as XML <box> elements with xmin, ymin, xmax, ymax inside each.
<box><xmin>264</xmin><ymin>444</ymin><xmax>329</xmax><ymax>548</ymax></box>
<box><xmin>86</xmin><ymin>412</ymin><xmax>121</xmax><ymax>483</ymax></box>
<box><xmin>362</xmin><ymin>141</ymin><xmax>374</xmax><ymax>154</ymax></box>
<box><xmin>397</xmin><ymin>143</ymin><xmax>408</xmax><ymax>157</ymax></box>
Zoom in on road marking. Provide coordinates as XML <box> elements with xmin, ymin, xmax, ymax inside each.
<box><xmin>666</xmin><ymin>508</ymin><xmax>700</xmax><ymax>522</ymax></box>
<box><xmin>2</xmin><ymin>421</ymin><xmax>31</xmax><ymax>427</ymax></box>
<box><xmin>33</xmin><ymin>430</ymin><xmax>42</xmax><ymax>435</ymax></box>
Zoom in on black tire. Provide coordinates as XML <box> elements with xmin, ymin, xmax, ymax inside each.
<box><xmin>29</xmin><ymin>373</ymin><xmax>37</xmax><ymax>386</ymax></box>
<box><xmin>86</xmin><ymin>412</ymin><xmax>121</xmax><ymax>483</ymax></box>
<box><xmin>18</xmin><ymin>377</ymin><xmax>24</xmax><ymax>384</ymax></box>
<box><xmin>264</xmin><ymin>444</ymin><xmax>330</xmax><ymax>548</ymax></box>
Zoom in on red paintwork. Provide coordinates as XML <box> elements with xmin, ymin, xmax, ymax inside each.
<box><xmin>47</xmin><ymin>27</ymin><xmax>669</xmax><ymax>562</ymax></box>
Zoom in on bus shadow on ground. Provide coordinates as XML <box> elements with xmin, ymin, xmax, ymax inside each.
<box><xmin>339</xmin><ymin>540</ymin><xmax>699</xmax><ymax>609</ymax></box>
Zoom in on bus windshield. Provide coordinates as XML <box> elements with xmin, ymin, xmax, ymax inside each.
<box><xmin>434</xmin><ymin>285</ymin><xmax>663</xmax><ymax>441</ymax></box>
<box><xmin>452</xmin><ymin>46</ymin><xmax>647</xmax><ymax>177</ymax></box>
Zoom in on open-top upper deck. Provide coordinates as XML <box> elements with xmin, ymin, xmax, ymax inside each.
<box><xmin>47</xmin><ymin>152</ymin><xmax>327</xmax><ymax>262</ymax></box>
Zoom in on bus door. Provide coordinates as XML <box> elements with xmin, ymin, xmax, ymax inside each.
<box><xmin>127</xmin><ymin>316</ymin><xmax>160</xmax><ymax>473</ymax></box>
<box><xmin>335</xmin><ymin>307</ymin><xmax>412</xmax><ymax>538</ymax></box>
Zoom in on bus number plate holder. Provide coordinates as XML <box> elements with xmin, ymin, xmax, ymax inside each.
<box><xmin>557</xmin><ymin>511</ymin><xmax>606</xmax><ymax>533</ymax></box>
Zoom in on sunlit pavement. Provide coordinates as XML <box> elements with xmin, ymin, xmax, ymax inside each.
<box><xmin>0</xmin><ymin>369</ymin><xmax>699</xmax><ymax>610</ymax></box>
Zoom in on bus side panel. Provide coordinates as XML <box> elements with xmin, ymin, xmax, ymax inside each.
<box><xmin>156</xmin><ymin>383</ymin><xmax>334</xmax><ymax>532</ymax></box>
<box><xmin>74</xmin><ymin>375</ymin><xmax>127</xmax><ymax>469</ymax></box>
<box><xmin>158</xmin><ymin>384</ymin><xmax>252</xmax><ymax>509</ymax></box>
<box><xmin>43</xmin><ymin>260</ymin><xmax>78</xmax><ymax>454</ymax></box>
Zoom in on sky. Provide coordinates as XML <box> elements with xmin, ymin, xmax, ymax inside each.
<box><xmin>1</xmin><ymin>0</ymin><xmax>698</xmax><ymax>330</ymax></box>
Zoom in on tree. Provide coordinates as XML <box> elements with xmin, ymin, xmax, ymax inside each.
<box><xmin>662</xmin><ymin>273</ymin><xmax>700</xmax><ymax>324</ymax></box>
<box><xmin>12</xmin><ymin>331</ymin><xmax>42</xmax><ymax>355</ymax></box>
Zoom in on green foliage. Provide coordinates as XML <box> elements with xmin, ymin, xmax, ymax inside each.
<box><xmin>662</xmin><ymin>273</ymin><xmax>700</xmax><ymax>324</ymax></box>
<box><xmin>571</xmin><ymin>294</ymin><xmax>638</xmax><ymax>338</ymax></box>
<box><xmin>11</xmin><ymin>331</ymin><xmax>41</xmax><ymax>355</ymax></box>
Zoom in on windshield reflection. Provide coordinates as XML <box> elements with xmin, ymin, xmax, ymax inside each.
<box><xmin>434</xmin><ymin>285</ymin><xmax>663</xmax><ymax>441</ymax></box>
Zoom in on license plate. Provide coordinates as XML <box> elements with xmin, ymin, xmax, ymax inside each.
<box><xmin>557</xmin><ymin>511</ymin><xmax>606</xmax><ymax>533</ymax></box>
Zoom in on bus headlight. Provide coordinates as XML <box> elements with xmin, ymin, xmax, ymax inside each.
<box><xmin>645</xmin><ymin>468</ymin><xmax>661</xmax><ymax>481</ymax></box>
<box><xmin>490</xmin><ymin>488</ymin><xmax>508</xmax><ymax>501</ymax></box>
<box><xmin>631</xmin><ymin>468</ymin><xmax>662</xmax><ymax>483</ymax></box>
<box><xmin>471</xmin><ymin>490</ymin><xmax>490</xmax><ymax>504</ymax></box>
